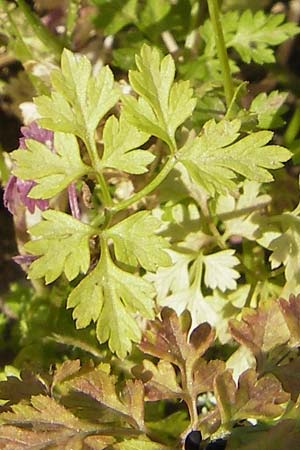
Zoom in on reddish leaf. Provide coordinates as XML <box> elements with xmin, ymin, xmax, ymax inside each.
<box><xmin>229</xmin><ymin>303</ymin><xmax>290</xmax><ymax>371</ymax></box>
<box><xmin>278</xmin><ymin>294</ymin><xmax>300</xmax><ymax>347</ymax></box>
<box><xmin>272</xmin><ymin>358</ymin><xmax>300</xmax><ymax>401</ymax></box>
<box><xmin>70</xmin><ymin>368</ymin><xmax>144</xmax><ymax>429</ymax></box>
<box><xmin>140</xmin><ymin>308</ymin><xmax>215</xmax><ymax>373</ymax></box>
<box><xmin>214</xmin><ymin>369</ymin><xmax>290</xmax><ymax>425</ymax></box>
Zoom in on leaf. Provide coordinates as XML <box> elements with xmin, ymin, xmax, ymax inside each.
<box><xmin>67</xmin><ymin>242</ymin><xmax>155</xmax><ymax>358</ymax></box>
<box><xmin>177</xmin><ymin>119</ymin><xmax>291</xmax><ymax>196</ymax></box>
<box><xmin>12</xmin><ymin>132</ymin><xmax>90</xmax><ymax>199</ymax></box>
<box><xmin>266</xmin><ymin>213</ymin><xmax>300</xmax><ymax>286</ymax></box>
<box><xmin>35</xmin><ymin>49</ymin><xmax>119</xmax><ymax>139</ymax></box>
<box><xmin>250</xmin><ymin>91</ymin><xmax>288</xmax><ymax>129</ymax></box>
<box><xmin>227</xmin><ymin>420</ymin><xmax>300</xmax><ymax>450</ymax></box>
<box><xmin>101</xmin><ymin>115</ymin><xmax>154</xmax><ymax>174</ymax></box>
<box><xmin>107</xmin><ymin>211</ymin><xmax>171</xmax><ymax>271</ymax></box>
<box><xmin>214</xmin><ymin>369</ymin><xmax>290</xmax><ymax>424</ymax></box>
<box><xmin>203</xmin><ymin>250</ymin><xmax>240</xmax><ymax>292</ymax></box>
<box><xmin>0</xmin><ymin>370</ymin><xmax>47</xmax><ymax>406</ymax></box>
<box><xmin>93</xmin><ymin>0</ymin><xmax>138</xmax><ymax>34</ymax></box>
<box><xmin>216</xmin><ymin>180</ymin><xmax>271</xmax><ymax>241</ymax></box>
<box><xmin>0</xmin><ymin>395</ymin><xmax>100</xmax><ymax>450</ymax></box>
<box><xmin>114</xmin><ymin>438</ymin><xmax>169</xmax><ymax>450</ymax></box>
<box><xmin>146</xmin><ymin>250</ymin><xmax>192</xmax><ymax>301</ymax></box>
<box><xmin>229</xmin><ymin>302</ymin><xmax>290</xmax><ymax>372</ymax></box>
<box><xmin>272</xmin><ymin>358</ymin><xmax>300</xmax><ymax>402</ymax></box>
<box><xmin>140</xmin><ymin>308</ymin><xmax>215</xmax><ymax>375</ymax></box>
<box><xmin>134</xmin><ymin>359</ymin><xmax>182</xmax><ymax>401</ymax></box>
<box><xmin>123</xmin><ymin>45</ymin><xmax>196</xmax><ymax>150</ymax></box>
<box><xmin>227</xmin><ymin>11</ymin><xmax>300</xmax><ymax>64</ymax></box>
<box><xmin>278</xmin><ymin>294</ymin><xmax>300</xmax><ymax>347</ymax></box>
<box><xmin>24</xmin><ymin>210</ymin><xmax>96</xmax><ymax>284</ymax></box>
<box><xmin>70</xmin><ymin>367</ymin><xmax>144</xmax><ymax>429</ymax></box>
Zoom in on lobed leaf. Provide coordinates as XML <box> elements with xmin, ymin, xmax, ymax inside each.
<box><xmin>35</xmin><ymin>49</ymin><xmax>119</xmax><ymax>139</ymax></box>
<box><xmin>12</xmin><ymin>132</ymin><xmax>90</xmax><ymax>199</ymax></box>
<box><xmin>123</xmin><ymin>45</ymin><xmax>196</xmax><ymax>151</ymax></box>
<box><xmin>101</xmin><ymin>115</ymin><xmax>153</xmax><ymax>174</ymax></box>
<box><xmin>24</xmin><ymin>210</ymin><xmax>96</xmax><ymax>283</ymax></box>
<box><xmin>107</xmin><ymin>211</ymin><xmax>171</xmax><ymax>272</ymax></box>
<box><xmin>67</xmin><ymin>242</ymin><xmax>155</xmax><ymax>358</ymax></box>
<box><xmin>177</xmin><ymin>119</ymin><xmax>291</xmax><ymax>196</ymax></box>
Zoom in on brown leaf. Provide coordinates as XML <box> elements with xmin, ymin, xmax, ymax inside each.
<box><xmin>229</xmin><ymin>302</ymin><xmax>290</xmax><ymax>371</ymax></box>
<box><xmin>140</xmin><ymin>308</ymin><xmax>214</xmax><ymax>373</ymax></box>
<box><xmin>272</xmin><ymin>358</ymin><xmax>300</xmax><ymax>401</ymax></box>
<box><xmin>278</xmin><ymin>294</ymin><xmax>300</xmax><ymax>347</ymax></box>
<box><xmin>214</xmin><ymin>369</ymin><xmax>290</xmax><ymax>425</ymax></box>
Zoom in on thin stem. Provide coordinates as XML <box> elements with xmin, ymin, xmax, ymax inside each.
<box><xmin>84</xmin><ymin>133</ymin><xmax>113</xmax><ymax>208</ymax></box>
<box><xmin>111</xmin><ymin>156</ymin><xmax>176</xmax><ymax>214</ymax></box>
<box><xmin>207</xmin><ymin>0</ymin><xmax>234</xmax><ymax>108</ymax></box>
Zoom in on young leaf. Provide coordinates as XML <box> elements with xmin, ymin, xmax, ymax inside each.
<box><xmin>24</xmin><ymin>210</ymin><xmax>96</xmax><ymax>284</ymax></box>
<box><xmin>278</xmin><ymin>294</ymin><xmax>300</xmax><ymax>347</ymax></box>
<box><xmin>140</xmin><ymin>308</ymin><xmax>215</xmax><ymax>373</ymax></box>
<box><xmin>177</xmin><ymin>119</ymin><xmax>291</xmax><ymax>196</ymax></box>
<box><xmin>123</xmin><ymin>45</ymin><xmax>196</xmax><ymax>151</ymax></box>
<box><xmin>11</xmin><ymin>132</ymin><xmax>90</xmax><ymax>199</ymax></box>
<box><xmin>227</xmin><ymin>11</ymin><xmax>300</xmax><ymax>64</ymax></box>
<box><xmin>203</xmin><ymin>250</ymin><xmax>240</xmax><ymax>292</ymax></box>
<box><xmin>35</xmin><ymin>48</ymin><xmax>119</xmax><ymax>139</ymax></box>
<box><xmin>67</xmin><ymin>242</ymin><xmax>155</xmax><ymax>358</ymax></box>
<box><xmin>69</xmin><ymin>367</ymin><xmax>144</xmax><ymax>429</ymax></box>
<box><xmin>106</xmin><ymin>211</ymin><xmax>171</xmax><ymax>271</ymax></box>
<box><xmin>214</xmin><ymin>369</ymin><xmax>290</xmax><ymax>424</ymax></box>
<box><xmin>229</xmin><ymin>302</ymin><xmax>290</xmax><ymax>371</ymax></box>
<box><xmin>250</xmin><ymin>91</ymin><xmax>288</xmax><ymax>129</ymax></box>
<box><xmin>101</xmin><ymin>115</ymin><xmax>154</xmax><ymax>174</ymax></box>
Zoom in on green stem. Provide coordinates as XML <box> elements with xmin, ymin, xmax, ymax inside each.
<box><xmin>84</xmin><ymin>134</ymin><xmax>113</xmax><ymax>208</ymax></box>
<box><xmin>111</xmin><ymin>156</ymin><xmax>176</xmax><ymax>213</ymax></box>
<box><xmin>207</xmin><ymin>0</ymin><xmax>234</xmax><ymax>108</ymax></box>
<box><xmin>16</xmin><ymin>0</ymin><xmax>64</xmax><ymax>58</ymax></box>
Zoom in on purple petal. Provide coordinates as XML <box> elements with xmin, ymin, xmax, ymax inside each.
<box><xmin>19</xmin><ymin>121</ymin><xmax>54</xmax><ymax>150</ymax></box>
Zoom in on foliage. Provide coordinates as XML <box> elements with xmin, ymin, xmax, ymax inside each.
<box><xmin>1</xmin><ymin>0</ymin><xmax>300</xmax><ymax>449</ymax></box>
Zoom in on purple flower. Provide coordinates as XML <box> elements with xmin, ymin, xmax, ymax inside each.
<box><xmin>3</xmin><ymin>122</ymin><xmax>53</xmax><ymax>215</ymax></box>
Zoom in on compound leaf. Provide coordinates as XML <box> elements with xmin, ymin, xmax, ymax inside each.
<box><xmin>101</xmin><ymin>115</ymin><xmax>153</xmax><ymax>174</ymax></box>
<box><xmin>107</xmin><ymin>211</ymin><xmax>171</xmax><ymax>272</ymax></box>
<box><xmin>24</xmin><ymin>210</ymin><xmax>96</xmax><ymax>284</ymax></box>
<box><xmin>12</xmin><ymin>132</ymin><xmax>90</xmax><ymax>199</ymax></box>
<box><xmin>67</xmin><ymin>241</ymin><xmax>155</xmax><ymax>358</ymax></box>
<box><xmin>177</xmin><ymin>119</ymin><xmax>291</xmax><ymax>196</ymax></box>
<box><xmin>228</xmin><ymin>11</ymin><xmax>300</xmax><ymax>64</ymax></box>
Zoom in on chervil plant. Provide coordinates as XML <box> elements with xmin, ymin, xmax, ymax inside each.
<box><xmin>1</xmin><ymin>0</ymin><xmax>300</xmax><ymax>449</ymax></box>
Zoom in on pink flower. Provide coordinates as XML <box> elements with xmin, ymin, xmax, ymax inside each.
<box><xmin>3</xmin><ymin>122</ymin><xmax>53</xmax><ymax>215</ymax></box>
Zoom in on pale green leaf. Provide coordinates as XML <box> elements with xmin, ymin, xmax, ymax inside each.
<box><xmin>24</xmin><ymin>210</ymin><xmax>96</xmax><ymax>283</ymax></box>
<box><xmin>227</xmin><ymin>11</ymin><xmax>300</xmax><ymax>64</ymax></box>
<box><xmin>123</xmin><ymin>45</ymin><xmax>196</xmax><ymax>150</ymax></box>
<box><xmin>177</xmin><ymin>119</ymin><xmax>291</xmax><ymax>196</ymax></box>
<box><xmin>107</xmin><ymin>211</ymin><xmax>171</xmax><ymax>272</ymax></box>
<box><xmin>101</xmin><ymin>115</ymin><xmax>154</xmax><ymax>174</ymax></box>
<box><xmin>204</xmin><ymin>250</ymin><xmax>240</xmax><ymax>292</ymax></box>
<box><xmin>35</xmin><ymin>49</ymin><xmax>119</xmax><ymax>138</ymax></box>
<box><xmin>12</xmin><ymin>132</ymin><xmax>90</xmax><ymax>198</ymax></box>
<box><xmin>67</xmin><ymin>243</ymin><xmax>155</xmax><ymax>358</ymax></box>
<box><xmin>216</xmin><ymin>181</ymin><xmax>271</xmax><ymax>240</ymax></box>
<box><xmin>114</xmin><ymin>438</ymin><xmax>168</xmax><ymax>450</ymax></box>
